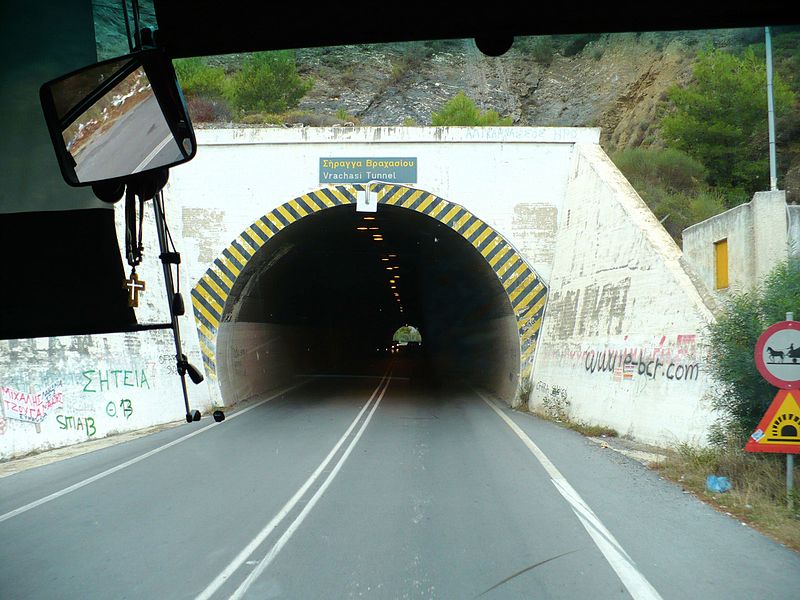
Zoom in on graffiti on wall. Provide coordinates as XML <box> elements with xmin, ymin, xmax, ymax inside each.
<box><xmin>106</xmin><ymin>399</ymin><xmax>134</xmax><ymax>419</ymax></box>
<box><xmin>56</xmin><ymin>415</ymin><xmax>96</xmax><ymax>437</ymax></box>
<box><xmin>0</xmin><ymin>363</ymin><xmax>148</xmax><ymax>441</ymax></box>
<box><xmin>1</xmin><ymin>381</ymin><xmax>64</xmax><ymax>423</ymax></box>
<box><xmin>81</xmin><ymin>368</ymin><xmax>150</xmax><ymax>392</ymax></box>
<box><xmin>547</xmin><ymin>334</ymin><xmax>703</xmax><ymax>383</ymax></box>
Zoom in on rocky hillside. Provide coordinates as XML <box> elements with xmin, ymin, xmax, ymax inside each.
<box><xmin>289</xmin><ymin>31</ymin><xmax>763</xmax><ymax>148</ymax></box>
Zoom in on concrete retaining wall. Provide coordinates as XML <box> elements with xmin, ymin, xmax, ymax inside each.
<box><xmin>529</xmin><ymin>144</ymin><xmax>719</xmax><ymax>446</ymax></box>
<box><xmin>682</xmin><ymin>191</ymin><xmax>789</xmax><ymax>294</ymax></box>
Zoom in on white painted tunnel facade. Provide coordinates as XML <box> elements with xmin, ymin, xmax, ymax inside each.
<box><xmin>0</xmin><ymin>127</ymin><xmax>720</xmax><ymax>459</ymax></box>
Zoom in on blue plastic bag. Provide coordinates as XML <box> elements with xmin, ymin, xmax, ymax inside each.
<box><xmin>706</xmin><ymin>475</ymin><xmax>732</xmax><ymax>493</ymax></box>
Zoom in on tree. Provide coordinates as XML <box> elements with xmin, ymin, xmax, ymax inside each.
<box><xmin>431</xmin><ymin>92</ymin><xmax>513</xmax><ymax>126</ymax></box>
<box><xmin>661</xmin><ymin>47</ymin><xmax>795</xmax><ymax>199</ymax></box>
<box><xmin>706</xmin><ymin>258</ymin><xmax>800</xmax><ymax>444</ymax></box>
<box><xmin>227</xmin><ymin>51</ymin><xmax>313</xmax><ymax>114</ymax></box>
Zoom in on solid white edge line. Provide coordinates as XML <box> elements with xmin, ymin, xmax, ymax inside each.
<box><xmin>194</xmin><ymin>372</ymin><xmax>391</xmax><ymax>600</ymax></box>
<box><xmin>132</xmin><ymin>133</ymin><xmax>174</xmax><ymax>173</ymax></box>
<box><xmin>228</xmin><ymin>374</ymin><xmax>392</xmax><ymax>600</ymax></box>
<box><xmin>477</xmin><ymin>391</ymin><xmax>663</xmax><ymax>600</ymax></box>
<box><xmin>0</xmin><ymin>380</ymin><xmax>309</xmax><ymax>525</ymax></box>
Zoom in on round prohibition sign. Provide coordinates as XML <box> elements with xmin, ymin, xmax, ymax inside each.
<box><xmin>754</xmin><ymin>320</ymin><xmax>800</xmax><ymax>389</ymax></box>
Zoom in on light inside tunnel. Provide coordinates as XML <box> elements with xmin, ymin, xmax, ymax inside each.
<box><xmin>214</xmin><ymin>204</ymin><xmax>522</xmax><ymax>405</ymax></box>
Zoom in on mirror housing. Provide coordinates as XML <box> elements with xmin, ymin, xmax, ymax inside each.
<box><xmin>40</xmin><ymin>48</ymin><xmax>196</xmax><ymax>188</ymax></box>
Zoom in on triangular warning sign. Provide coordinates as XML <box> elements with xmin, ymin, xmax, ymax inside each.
<box><xmin>745</xmin><ymin>390</ymin><xmax>800</xmax><ymax>454</ymax></box>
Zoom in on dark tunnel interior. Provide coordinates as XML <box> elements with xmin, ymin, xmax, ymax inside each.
<box><xmin>216</xmin><ymin>204</ymin><xmax>521</xmax><ymax>403</ymax></box>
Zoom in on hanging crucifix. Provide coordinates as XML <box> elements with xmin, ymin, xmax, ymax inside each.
<box><xmin>123</xmin><ymin>186</ymin><xmax>146</xmax><ymax>307</ymax></box>
<box><xmin>124</xmin><ymin>270</ymin><xmax>146</xmax><ymax>307</ymax></box>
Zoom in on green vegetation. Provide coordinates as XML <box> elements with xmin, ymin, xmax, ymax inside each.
<box><xmin>174</xmin><ymin>57</ymin><xmax>228</xmax><ymax>100</ymax></box>
<box><xmin>431</xmin><ymin>92</ymin><xmax>513</xmax><ymax>126</ymax></box>
<box><xmin>392</xmin><ymin>325</ymin><xmax>422</xmax><ymax>343</ymax></box>
<box><xmin>611</xmin><ymin>147</ymin><xmax>726</xmax><ymax>241</ymax></box>
<box><xmin>654</xmin><ymin>259</ymin><xmax>800</xmax><ymax>546</ymax></box>
<box><xmin>173</xmin><ymin>51</ymin><xmax>313</xmax><ymax>122</ymax></box>
<box><xmin>228</xmin><ymin>51</ymin><xmax>313</xmax><ymax>114</ymax></box>
<box><xmin>661</xmin><ymin>47</ymin><xmax>795</xmax><ymax>199</ymax></box>
<box><xmin>612</xmin><ymin>34</ymin><xmax>800</xmax><ymax>242</ymax></box>
<box><xmin>705</xmin><ymin>258</ymin><xmax>800</xmax><ymax>443</ymax></box>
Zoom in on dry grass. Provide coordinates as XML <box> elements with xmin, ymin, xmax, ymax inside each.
<box><xmin>654</xmin><ymin>443</ymin><xmax>800</xmax><ymax>551</ymax></box>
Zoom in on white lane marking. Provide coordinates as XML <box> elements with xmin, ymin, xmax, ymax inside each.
<box><xmin>0</xmin><ymin>381</ymin><xmax>308</xmax><ymax>524</ymax></box>
<box><xmin>133</xmin><ymin>133</ymin><xmax>174</xmax><ymax>173</ymax></box>
<box><xmin>228</xmin><ymin>374</ymin><xmax>391</xmax><ymax>600</ymax></box>
<box><xmin>195</xmin><ymin>373</ymin><xmax>391</xmax><ymax>600</ymax></box>
<box><xmin>478</xmin><ymin>392</ymin><xmax>663</xmax><ymax>600</ymax></box>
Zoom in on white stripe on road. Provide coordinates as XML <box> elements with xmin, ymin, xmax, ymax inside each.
<box><xmin>0</xmin><ymin>381</ymin><xmax>308</xmax><ymax>524</ymax></box>
<box><xmin>133</xmin><ymin>133</ymin><xmax>174</xmax><ymax>173</ymax></box>
<box><xmin>195</xmin><ymin>372</ymin><xmax>392</xmax><ymax>600</ymax></box>
<box><xmin>478</xmin><ymin>392</ymin><xmax>664</xmax><ymax>600</ymax></box>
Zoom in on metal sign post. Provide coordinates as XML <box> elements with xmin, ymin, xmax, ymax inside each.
<box><xmin>788</xmin><ymin>312</ymin><xmax>795</xmax><ymax>510</ymax></box>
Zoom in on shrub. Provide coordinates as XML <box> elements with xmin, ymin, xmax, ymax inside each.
<box><xmin>612</xmin><ymin>147</ymin><xmax>708</xmax><ymax>196</ymax></box>
<box><xmin>185</xmin><ymin>97</ymin><xmax>231</xmax><ymax>123</ymax></box>
<box><xmin>227</xmin><ymin>51</ymin><xmax>313</xmax><ymax>114</ymax></box>
<box><xmin>173</xmin><ymin>58</ymin><xmax>229</xmax><ymax>100</ymax></box>
<box><xmin>529</xmin><ymin>37</ymin><xmax>555</xmax><ymax>66</ymax></box>
<box><xmin>431</xmin><ymin>92</ymin><xmax>512</xmax><ymax>126</ymax></box>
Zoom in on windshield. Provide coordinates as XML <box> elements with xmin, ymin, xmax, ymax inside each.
<box><xmin>1</xmin><ymin>6</ymin><xmax>800</xmax><ymax>600</ymax></box>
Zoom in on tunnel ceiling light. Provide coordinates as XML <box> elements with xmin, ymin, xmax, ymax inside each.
<box><xmin>356</xmin><ymin>227</ymin><xmax>368</xmax><ymax>230</ymax></box>
<box><xmin>369</xmin><ymin>227</ymin><xmax>380</xmax><ymax>230</ymax></box>
<box><xmin>363</xmin><ymin>216</ymin><xmax>376</xmax><ymax>220</ymax></box>
<box><xmin>381</xmin><ymin>258</ymin><xmax>389</xmax><ymax>261</ymax></box>
<box><xmin>390</xmin><ymin>286</ymin><xmax>396</xmax><ymax>289</ymax></box>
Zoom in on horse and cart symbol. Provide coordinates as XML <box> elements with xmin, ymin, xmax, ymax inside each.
<box><xmin>766</xmin><ymin>344</ymin><xmax>800</xmax><ymax>364</ymax></box>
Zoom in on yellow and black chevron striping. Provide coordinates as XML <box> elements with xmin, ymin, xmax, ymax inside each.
<box><xmin>192</xmin><ymin>184</ymin><xmax>547</xmax><ymax>381</ymax></box>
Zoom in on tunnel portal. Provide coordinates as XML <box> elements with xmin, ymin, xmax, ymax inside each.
<box><xmin>191</xmin><ymin>185</ymin><xmax>546</xmax><ymax>405</ymax></box>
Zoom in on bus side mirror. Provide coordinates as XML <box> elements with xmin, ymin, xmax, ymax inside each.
<box><xmin>40</xmin><ymin>48</ymin><xmax>195</xmax><ymax>189</ymax></box>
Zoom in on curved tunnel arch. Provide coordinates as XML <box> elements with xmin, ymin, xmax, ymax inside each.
<box><xmin>191</xmin><ymin>184</ymin><xmax>547</xmax><ymax>403</ymax></box>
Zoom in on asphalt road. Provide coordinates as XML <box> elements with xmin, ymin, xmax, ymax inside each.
<box><xmin>2</xmin><ymin>362</ymin><xmax>799</xmax><ymax>599</ymax></box>
<box><xmin>73</xmin><ymin>93</ymin><xmax>182</xmax><ymax>182</ymax></box>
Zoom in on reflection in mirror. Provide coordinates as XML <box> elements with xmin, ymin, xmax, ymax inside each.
<box><xmin>50</xmin><ymin>56</ymin><xmax>134</xmax><ymax>120</ymax></box>
<box><xmin>61</xmin><ymin>66</ymin><xmax>186</xmax><ymax>183</ymax></box>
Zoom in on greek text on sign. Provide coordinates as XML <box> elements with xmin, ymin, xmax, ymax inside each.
<box><xmin>754</xmin><ymin>320</ymin><xmax>800</xmax><ymax>389</ymax></box>
<box><xmin>319</xmin><ymin>157</ymin><xmax>417</xmax><ymax>184</ymax></box>
<box><xmin>745</xmin><ymin>389</ymin><xmax>800</xmax><ymax>454</ymax></box>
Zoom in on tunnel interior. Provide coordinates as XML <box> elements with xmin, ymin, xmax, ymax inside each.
<box><xmin>215</xmin><ymin>204</ymin><xmax>521</xmax><ymax>403</ymax></box>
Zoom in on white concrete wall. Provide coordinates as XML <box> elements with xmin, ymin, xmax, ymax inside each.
<box><xmin>682</xmin><ymin>190</ymin><xmax>789</xmax><ymax>294</ymax></box>
<box><xmin>169</xmin><ymin>126</ymin><xmax>600</xmax><ymax>290</ymax></box>
<box><xmin>0</xmin><ymin>330</ymin><xmax>196</xmax><ymax>459</ymax></box>
<box><xmin>530</xmin><ymin>144</ymin><xmax>718</xmax><ymax>446</ymax></box>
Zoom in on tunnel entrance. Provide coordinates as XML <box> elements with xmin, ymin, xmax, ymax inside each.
<box><xmin>191</xmin><ymin>185</ymin><xmax>546</xmax><ymax>406</ymax></box>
